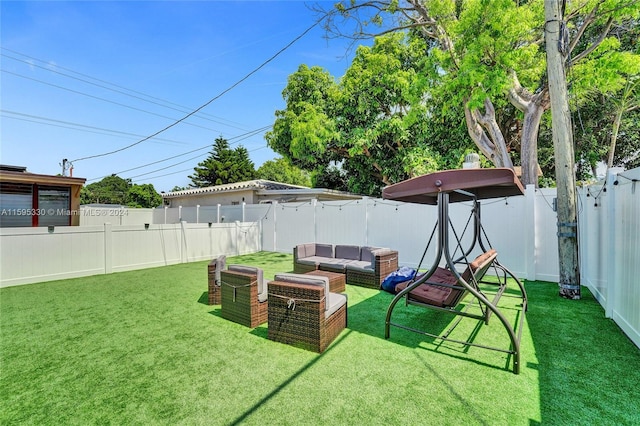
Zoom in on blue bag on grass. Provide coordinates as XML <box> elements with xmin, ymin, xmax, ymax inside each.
<box><xmin>381</xmin><ymin>266</ymin><xmax>416</xmax><ymax>293</ymax></box>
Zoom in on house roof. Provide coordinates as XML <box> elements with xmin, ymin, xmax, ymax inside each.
<box><xmin>0</xmin><ymin>165</ymin><xmax>86</xmax><ymax>186</ymax></box>
<box><xmin>162</xmin><ymin>179</ymin><xmax>361</xmax><ymax>202</ymax></box>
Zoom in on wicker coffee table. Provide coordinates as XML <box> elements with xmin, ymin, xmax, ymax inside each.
<box><xmin>303</xmin><ymin>270</ymin><xmax>346</xmax><ymax>293</ymax></box>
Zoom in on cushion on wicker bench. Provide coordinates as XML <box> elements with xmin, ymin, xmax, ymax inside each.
<box><xmin>273</xmin><ymin>273</ymin><xmax>347</xmax><ymax>318</ymax></box>
<box><xmin>228</xmin><ymin>264</ymin><xmax>268</xmax><ymax>302</ymax></box>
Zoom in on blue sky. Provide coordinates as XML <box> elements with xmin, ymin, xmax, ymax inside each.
<box><xmin>1</xmin><ymin>1</ymin><xmax>363</xmax><ymax>192</ymax></box>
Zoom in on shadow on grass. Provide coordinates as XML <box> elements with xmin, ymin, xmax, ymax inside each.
<box><xmin>526</xmin><ymin>282</ymin><xmax>640</xmax><ymax>425</ymax></box>
<box><xmin>227</xmin><ymin>331</ymin><xmax>352</xmax><ymax>425</ymax></box>
<box><xmin>347</xmin><ymin>289</ymin><xmax>515</xmax><ymax>372</ymax></box>
<box><xmin>197</xmin><ymin>291</ymin><xmax>209</xmax><ymax>305</ymax></box>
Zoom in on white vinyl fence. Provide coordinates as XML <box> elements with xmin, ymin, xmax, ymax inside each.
<box><xmin>2</xmin><ymin>168</ymin><xmax>638</xmax><ymax>349</ymax></box>
<box><xmin>579</xmin><ymin>167</ymin><xmax>640</xmax><ymax>348</ymax></box>
<box><xmin>261</xmin><ymin>186</ymin><xmax>559</xmax><ymax>281</ymax></box>
<box><xmin>0</xmin><ymin>221</ymin><xmax>260</xmax><ymax>287</ymax></box>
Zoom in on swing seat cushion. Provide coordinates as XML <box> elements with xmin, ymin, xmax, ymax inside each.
<box><xmin>395</xmin><ymin>249</ymin><xmax>498</xmax><ymax>308</ymax></box>
<box><xmin>395</xmin><ymin>268</ymin><xmax>461</xmax><ymax>307</ymax></box>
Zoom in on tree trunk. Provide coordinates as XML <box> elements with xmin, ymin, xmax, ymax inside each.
<box><xmin>607</xmin><ymin>107</ymin><xmax>624</xmax><ymax>169</ymax></box>
<box><xmin>464</xmin><ymin>99</ymin><xmax>514</xmax><ymax>168</ymax></box>
<box><xmin>519</xmin><ymin>103</ymin><xmax>545</xmax><ymax>187</ymax></box>
<box><xmin>545</xmin><ymin>0</ymin><xmax>580</xmax><ymax>299</ymax></box>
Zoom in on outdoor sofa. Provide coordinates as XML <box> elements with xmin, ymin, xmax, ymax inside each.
<box><xmin>293</xmin><ymin>243</ymin><xmax>398</xmax><ymax>289</ymax></box>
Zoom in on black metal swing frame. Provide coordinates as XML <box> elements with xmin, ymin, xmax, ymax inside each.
<box><xmin>382</xmin><ymin>168</ymin><xmax>528</xmax><ymax>374</ymax></box>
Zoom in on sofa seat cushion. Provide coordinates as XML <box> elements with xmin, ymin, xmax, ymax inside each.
<box><xmin>297</xmin><ymin>256</ymin><xmax>327</xmax><ymax>266</ymax></box>
<box><xmin>345</xmin><ymin>261</ymin><xmax>374</xmax><ymax>272</ymax></box>
<box><xmin>318</xmin><ymin>258</ymin><xmax>354</xmax><ymax>272</ymax></box>
<box><xmin>397</xmin><ymin>282</ymin><xmax>453</xmax><ymax>307</ymax></box>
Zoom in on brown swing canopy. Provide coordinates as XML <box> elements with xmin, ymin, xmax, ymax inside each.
<box><xmin>382</xmin><ymin>168</ymin><xmax>525</xmax><ymax>205</ymax></box>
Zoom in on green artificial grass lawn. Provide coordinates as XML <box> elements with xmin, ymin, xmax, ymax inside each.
<box><xmin>1</xmin><ymin>251</ymin><xmax>639</xmax><ymax>425</ymax></box>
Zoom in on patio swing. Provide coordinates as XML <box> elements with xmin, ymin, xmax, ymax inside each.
<box><xmin>382</xmin><ymin>168</ymin><xmax>528</xmax><ymax>374</ymax></box>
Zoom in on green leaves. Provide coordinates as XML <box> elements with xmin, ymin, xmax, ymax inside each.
<box><xmin>267</xmin><ymin>31</ymin><xmax>473</xmax><ymax>196</ymax></box>
<box><xmin>188</xmin><ymin>137</ymin><xmax>255</xmax><ymax>188</ymax></box>
<box><xmin>80</xmin><ymin>176</ymin><xmax>162</xmax><ymax>208</ymax></box>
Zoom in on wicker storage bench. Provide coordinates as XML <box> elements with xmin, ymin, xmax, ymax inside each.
<box><xmin>293</xmin><ymin>243</ymin><xmax>398</xmax><ymax>289</ymax></box>
<box><xmin>220</xmin><ymin>265</ymin><xmax>268</xmax><ymax>328</ymax></box>
<box><xmin>267</xmin><ymin>273</ymin><xmax>347</xmax><ymax>353</ymax></box>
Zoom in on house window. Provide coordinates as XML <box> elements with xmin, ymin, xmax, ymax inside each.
<box><xmin>38</xmin><ymin>186</ymin><xmax>71</xmax><ymax>226</ymax></box>
<box><xmin>0</xmin><ymin>183</ymin><xmax>32</xmax><ymax>227</ymax></box>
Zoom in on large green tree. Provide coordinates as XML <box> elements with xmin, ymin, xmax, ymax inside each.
<box><xmin>81</xmin><ymin>175</ymin><xmax>162</xmax><ymax>208</ymax></box>
<box><xmin>188</xmin><ymin>137</ymin><xmax>256</xmax><ymax>187</ymax></box>
<box><xmin>267</xmin><ymin>33</ymin><xmax>471</xmax><ymax>196</ymax></box>
<box><xmin>256</xmin><ymin>157</ymin><xmax>312</xmax><ymax>187</ymax></box>
<box><xmin>127</xmin><ymin>184</ymin><xmax>163</xmax><ymax>208</ymax></box>
<box><xmin>81</xmin><ymin>175</ymin><xmax>131</xmax><ymax>205</ymax></box>
<box><xmin>319</xmin><ymin>0</ymin><xmax>640</xmax><ymax>186</ymax></box>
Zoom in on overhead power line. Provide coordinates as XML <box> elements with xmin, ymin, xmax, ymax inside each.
<box><xmin>67</xmin><ymin>14</ymin><xmax>326</xmax><ymax>163</ymax></box>
<box><xmin>87</xmin><ymin>124</ymin><xmax>273</xmax><ymax>182</ymax></box>
<box><xmin>1</xmin><ymin>49</ymin><xmax>248</xmax><ymax>131</ymax></box>
<box><xmin>2</xmin><ymin>69</ymin><xmax>223</xmax><ymax>134</ymax></box>
<box><xmin>1</xmin><ymin>109</ymin><xmax>189</xmax><ymax>146</ymax></box>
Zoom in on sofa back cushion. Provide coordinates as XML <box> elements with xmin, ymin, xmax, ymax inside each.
<box><xmin>315</xmin><ymin>244</ymin><xmax>334</xmax><ymax>258</ymax></box>
<box><xmin>214</xmin><ymin>255</ymin><xmax>226</xmax><ymax>285</ymax></box>
<box><xmin>360</xmin><ymin>246</ymin><xmax>382</xmax><ymax>263</ymax></box>
<box><xmin>296</xmin><ymin>243</ymin><xmax>316</xmax><ymax>259</ymax></box>
<box><xmin>335</xmin><ymin>245</ymin><xmax>361</xmax><ymax>260</ymax></box>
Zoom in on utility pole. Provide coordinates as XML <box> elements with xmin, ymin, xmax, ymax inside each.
<box><xmin>544</xmin><ymin>0</ymin><xmax>580</xmax><ymax>299</ymax></box>
<box><xmin>61</xmin><ymin>159</ymin><xmax>68</xmax><ymax>177</ymax></box>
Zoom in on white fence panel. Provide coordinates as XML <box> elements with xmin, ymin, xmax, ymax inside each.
<box><xmin>219</xmin><ymin>205</ymin><xmax>244</xmax><ymax>223</ymax></box>
<box><xmin>183</xmin><ymin>223</ymin><xmax>237</xmax><ymax>261</ymax></box>
<box><xmin>272</xmin><ymin>201</ymin><xmax>316</xmax><ymax>253</ymax></box>
<box><xmin>533</xmin><ymin>188</ymin><xmax>560</xmax><ymax>281</ymax></box>
<box><xmin>236</xmin><ymin>221</ymin><xmax>262</xmax><ymax>256</ymax></box>
<box><xmin>0</xmin><ymin>226</ymin><xmax>105</xmax><ymax>286</ymax></box>
<box><xmin>244</xmin><ymin>204</ymin><xmax>271</xmax><ymax>223</ymax></box>
<box><xmin>579</xmin><ymin>181</ymin><xmax>609</xmax><ymax>304</ymax></box>
<box><xmin>472</xmin><ymin>194</ymin><xmax>530</xmax><ymax>278</ymax></box>
<box><xmin>261</xmin><ymin>205</ymin><xmax>276</xmax><ymax>252</ymax></box>
<box><xmin>316</xmin><ymin>200</ymin><xmax>367</xmax><ymax>246</ymax></box>
<box><xmin>178</xmin><ymin>207</ymin><xmax>198</xmax><ymax>223</ymax></box>
<box><xmin>0</xmin><ymin>222</ymin><xmax>261</xmax><ymax>287</ymax></box>
<box><xmin>161</xmin><ymin>207</ymin><xmax>181</xmax><ymax>224</ymax></box>
<box><xmin>110</xmin><ymin>224</ymin><xmax>183</xmax><ymax>272</ymax></box>
<box><xmin>580</xmin><ymin>167</ymin><xmax>640</xmax><ymax>349</ymax></box>
<box><xmin>613</xmin><ymin>172</ymin><xmax>640</xmax><ymax>346</ymax></box>
<box><xmin>80</xmin><ymin>207</ymin><xmax>154</xmax><ymax>226</ymax></box>
<box><xmin>198</xmin><ymin>205</ymin><xmax>220</xmax><ymax>224</ymax></box>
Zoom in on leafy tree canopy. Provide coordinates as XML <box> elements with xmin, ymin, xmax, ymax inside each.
<box><xmin>189</xmin><ymin>137</ymin><xmax>256</xmax><ymax>188</ymax></box>
<box><xmin>127</xmin><ymin>184</ymin><xmax>163</xmax><ymax>208</ymax></box>
<box><xmin>319</xmin><ymin>0</ymin><xmax>640</xmax><ymax>186</ymax></box>
<box><xmin>266</xmin><ymin>33</ymin><xmax>471</xmax><ymax>196</ymax></box>
<box><xmin>81</xmin><ymin>175</ymin><xmax>162</xmax><ymax>208</ymax></box>
<box><xmin>256</xmin><ymin>157</ymin><xmax>312</xmax><ymax>187</ymax></box>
